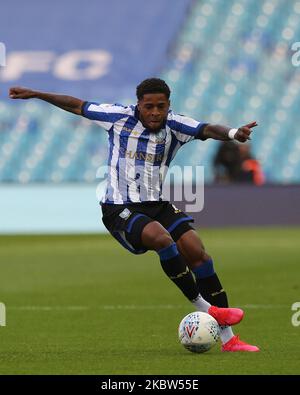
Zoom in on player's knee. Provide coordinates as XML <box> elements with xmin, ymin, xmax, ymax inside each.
<box><xmin>189</xmin><ymin>249</ymin><xmax>212</xmax><ymax>269</ymax></box>
<box><xmin>203</xmin><ymin>251</ymin><xmax>212</xmax><ymax>262</ymax></box>
<box><xmin>141</xmin><ymin>221</ymin><xmax>173</xmax><ymax>250</ymax></box>
<box><xmin>193</xmin><ymin>242</ymin><xmax>211</xmax><ymax>263</ymax></box>
<box><xmin>153</xmin><ymin>231</ymin><xmax>174</xmax><ymax>251</ymax></box>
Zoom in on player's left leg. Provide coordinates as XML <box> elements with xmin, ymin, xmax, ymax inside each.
<box><xmin>175</xmin><ymin>229</ymin><xmax>229</xmax><ymax>309</ymax></box>
<box><xmin>175</xmin><ymin>229</ymin><xmax>259</xmax><ymax>352</ymax></box>
<box><xmin>174</xmin><ymin>228</ymin><xmax>235</xmax><ymax>342</ymax></box>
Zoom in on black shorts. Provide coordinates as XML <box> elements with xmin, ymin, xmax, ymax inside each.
<box><xmin>101</xmin><ymin>201</ymin><xmax>195</xmax><ymax>254</ymax></box>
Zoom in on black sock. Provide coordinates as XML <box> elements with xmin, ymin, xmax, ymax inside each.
<box><xmin>158</xmin><ymin>243</ymin><xmax>199</xmax><ymax>301</ymax></box>
<box><xmin>193</xmin><ymin>259</ymin><xmax>229</xmax><ymax>307</ymax></box>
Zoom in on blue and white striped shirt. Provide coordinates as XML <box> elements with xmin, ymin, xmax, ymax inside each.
<box><xmin>82</xmin><ymin>102</ymin><xmax>207</xmax><ymax>204</ymax></box>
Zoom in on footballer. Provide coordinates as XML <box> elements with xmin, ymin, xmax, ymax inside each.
<box><xmin>9</xmin><ymin>78</ymin><xmax>259</xmax><ymax>352</ymax></box>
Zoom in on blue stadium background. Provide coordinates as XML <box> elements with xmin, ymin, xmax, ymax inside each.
<box><xmin>1</xmin><ymin>0</ymin><xmax>300</xmax><ymax>232</ymax></box>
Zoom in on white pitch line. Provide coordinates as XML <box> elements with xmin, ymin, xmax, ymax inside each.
<box><xmin>7</xmin><ymin>304</ymin><xmax>289</xmax><ymax>311</ymax></box>
<box><xmin>8</xmin><ymin>306</ymin><xmax>89</xmax><ymax>311</ymax></box>
<box><xmin>242</xmin><ymin>304</ymin><xmax>288</xmax><ymax>309</ymax></box>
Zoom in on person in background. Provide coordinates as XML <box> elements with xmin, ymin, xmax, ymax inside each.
<box><xmin>213</xmin><ymin>141</ymin><xmax>264</xmax><ymax>185</ymax></box>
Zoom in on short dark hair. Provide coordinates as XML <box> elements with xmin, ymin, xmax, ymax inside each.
<box><xmin>136</xmin><ymin>78</ymin><xmax>171</xmax><ymax>100</ymax></box>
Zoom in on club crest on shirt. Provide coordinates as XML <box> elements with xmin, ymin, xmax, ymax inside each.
<box><xmin>155</xmin><ymin>129</ymin><xmax>166</xmax><ymax>143</ymax></box>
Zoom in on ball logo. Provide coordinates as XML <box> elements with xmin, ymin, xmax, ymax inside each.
<box><xmin>185</xmin><ymin>324</ymin><xmax>197</xmax><ymax>338</ymax></box>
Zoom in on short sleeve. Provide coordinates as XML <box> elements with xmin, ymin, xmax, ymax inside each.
<box><xmin>167</xmin><ymin>112</ymin><xmax>209</xmax><ymax>143</ymax></box>
<box><xmin>81</xmin><ymin>102</ymin><xmax>129</xmax><ymax>131</ymax></box>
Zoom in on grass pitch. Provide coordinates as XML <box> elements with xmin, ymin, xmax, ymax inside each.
<box><xmin>0</xmin><ymin>228</ymin><xmax>299</xmax><ymax>375</ymax></box>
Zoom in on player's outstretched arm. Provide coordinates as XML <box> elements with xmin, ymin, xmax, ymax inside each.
<box><xmin>202</xmin><ymin>122</ymin><xmax>257</xmax><ymax>143</ymax></box>
<box><xmin>9</xmin><ymin>87</ymin><xmax>84</xmax><ymax>115</ymax></box>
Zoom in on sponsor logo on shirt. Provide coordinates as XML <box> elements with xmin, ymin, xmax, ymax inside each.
<box><xmin>124</xmin><ymin>150</ymin><xmax>163</xmax><ymax>163</ymax></box>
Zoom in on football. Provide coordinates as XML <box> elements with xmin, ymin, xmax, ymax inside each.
<box><xmin>178</xmin><ymin>311</ymin><xmax>220</xmax><ymax>353</ymax></box>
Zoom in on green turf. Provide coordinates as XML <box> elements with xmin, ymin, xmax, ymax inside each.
<box><xmin>0</xmin><ymin>228</ymin><xmax>299</xmax><ymax>375</ymax></box>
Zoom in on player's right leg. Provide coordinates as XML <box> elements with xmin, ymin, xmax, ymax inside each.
<box><xmin>139</xmin><ymin>221</ymin><xmax>207</xmax><ymax>305</ymax></box>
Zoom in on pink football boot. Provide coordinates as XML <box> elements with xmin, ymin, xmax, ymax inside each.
<box><xmin>222</xmin><ymin>335</ymin><xmax>260</xmax><ymax>352</ymax></box>
<box><xmin>208</xmin><ymin>305</ymin><xmax>244</xmax><ymax>326</ymax></box>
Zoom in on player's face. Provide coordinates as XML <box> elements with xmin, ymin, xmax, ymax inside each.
<box><xmin>138</xmin><ymin>93</ymin><xmax>170</xmax><ymax>132</ymax></box>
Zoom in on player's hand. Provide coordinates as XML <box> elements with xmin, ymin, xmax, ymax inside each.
<box><xmin>9</xmin><ymin>87</ymin><xmax>36</xmax><ymax>100</ymax></box>
<box><xmin>235</xmin><ymin>121</ymin><xmax>257</xmax><ymax>143</ymax></box>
